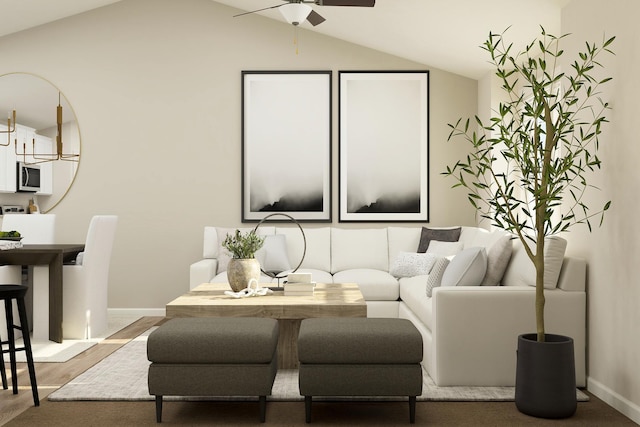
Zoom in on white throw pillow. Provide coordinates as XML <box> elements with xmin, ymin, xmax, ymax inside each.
<box><xmin>441</xmin><ymin>247</ymin><xmax>487</xmax><ymax>287</ymax></box>
<box><xmin>502</xmin><ymin>236</ymin><xmax>568</xmax><ymax>289</ymax></box>
<box><xmin>480</xmin><ymin>234</ymin><xmax>513</xmax><ymax>286</ymax></box>
<box><xmin>389</xmin><ymin>252</ymin><xmax>437</xmax><ymax>278</ymax></box>
<box><xmin>426</xmin><ymin>240</ymin><xmax>464</xmax><ymax>257</ymax></box>
<box><xmin>256</xmin><ymin>234</ymin><xmax>291</xmax><ymax>273</ymax></box>
<box><xmin>426</xmin><ymin>256</ymin><xmax>450</xmax><ymax>297</ymax></box>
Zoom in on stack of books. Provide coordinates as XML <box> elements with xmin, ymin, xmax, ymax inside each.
<box><xmin>285</xmin><ymin>282</ymin><xmax>316</xmax><ymax>296</ymax></box>
<box><xmin>285</xmin><ymin>273</ymin><xmax>315</xmax><ymax>296</ymax></box>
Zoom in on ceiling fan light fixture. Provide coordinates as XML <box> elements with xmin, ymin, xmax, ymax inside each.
<box><xmin>279</xmin><ymin>3</ymin><xmax>312</xmax><ymax>26</ymax></box>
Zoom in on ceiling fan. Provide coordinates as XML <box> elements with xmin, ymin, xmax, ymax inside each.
<box><xmin>234</xmin><ymin>0</ymin><xmax>375</xmax><ymax>27</ymax></box>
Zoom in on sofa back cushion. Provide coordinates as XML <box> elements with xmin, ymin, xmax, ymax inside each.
<box><xmin>387</xmin><ymin>227</ymin><xmax>422</xmax><ymax>268</ymax></box>
<box><xmin>331</xmin><ymin>228</ymin><xmax>389</xmax><ymax>273</ymax></box>
<box><xmin>458</xmin><ymin>226</ymin><xmax>509</xmax><ymax>248</ymax></box>
<box><xmin>276</xmin><ymin>226</ymin><xmax>331</xmax><ymax>272</ymax></box>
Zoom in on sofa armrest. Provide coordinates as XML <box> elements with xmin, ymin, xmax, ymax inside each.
<box><xmin>431</xmin><ymin>286</ymin><xmax>585</xmax><ymax>387</ymax></box>
<box><xmin>189</xmin><ymin>259</ymin><xmax>218</xmax><ymax>290</ymax></box>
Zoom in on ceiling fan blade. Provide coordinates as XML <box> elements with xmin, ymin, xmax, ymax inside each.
<box><xmin>233</xmin><ymin>4</ymin><xmax>282</xmax><ymax>18</ymax></box>
<box><xmin>314</xmin><ymin>0</ymin><xmax>375</xmax><ymax>6</ymax></box>
<box><xmin>306</xmin><ymin>10</ymin><xmax>326</xmax><ymax>26</ymax></box>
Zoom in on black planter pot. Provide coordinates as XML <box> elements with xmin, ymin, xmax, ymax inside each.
<box><xmin>515</xmin><ymin>333</ymin><xmax>577</xmax><ymax>418</ymax></box>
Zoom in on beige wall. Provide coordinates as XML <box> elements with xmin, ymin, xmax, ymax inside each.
<box><xmin>0</xmin><ymin>0</ymin><xmax>477</xmax><ymax>309</ymax></box>
<box><xmin>560</xmin><ymin>0</ymin><xmax>640</xmax><ymax>422</ymax></box>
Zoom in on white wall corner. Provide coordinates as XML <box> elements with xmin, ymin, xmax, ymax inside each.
<box><xmin>588</xmin><ymin>376</ymin><xmax>640</xmax><ymax>425</ymax></box>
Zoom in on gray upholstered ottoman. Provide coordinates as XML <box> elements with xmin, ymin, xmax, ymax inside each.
<box><xmin>147</xmin><ymin>317</ymin><xmax>279</xmax><ymax>423</ymax></box>
<box><xmin>298</xmin><ymin>317</ymin><xmax>423</xmax><ymax>423</ymax></box>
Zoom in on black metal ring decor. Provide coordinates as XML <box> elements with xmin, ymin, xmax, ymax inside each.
<box><xmin>253</xmin><ymin>213</ymin><xmax>307</xmax><ymax>281</ymax></box>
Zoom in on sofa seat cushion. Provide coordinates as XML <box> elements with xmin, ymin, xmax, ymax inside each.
<box><xmin>332</xmin><ymin>269</ymin><xmax>399</xmax><ymax>301</ymax></box>
<box><xmin>147</xmin><ymin>317</ymin><xmax>279</xmax><ymax>364</ymax></box>
<box><xmin>399</xmin><ymin>275</ymin><xmax>433</xmax><ymax>330</ymax></box>
<box><xmin>298</xmin><ymin>318</ymin><xmax>422</xmax><ymax>364</ymax></box>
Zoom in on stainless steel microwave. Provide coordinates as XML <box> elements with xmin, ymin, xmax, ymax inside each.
<box><xmin>17</xmin><ymin>162</ymin><xmax>41</xmax><ymax>192</ymax></box>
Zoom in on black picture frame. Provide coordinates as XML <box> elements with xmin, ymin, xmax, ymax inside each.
<box><xmin>338</xmin><ymin>70</ymin><xmax>430</xmax><ymax>222</ymax></box>
<box><xmin>241</xmin><ymin>71</ymin><xmax>332</xmax><ymax>222</ymax></box>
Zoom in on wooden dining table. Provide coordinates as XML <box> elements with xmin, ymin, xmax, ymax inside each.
<box><xmin>0</xmin><ymin>244</ymin><xmax>85</xmax><ymax>343</ymax></box>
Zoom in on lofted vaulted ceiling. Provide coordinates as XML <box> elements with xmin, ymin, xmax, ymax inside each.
<box><xmin>0</xmin><ymin>0</ymin><xmax>569</xmax><ymax>79</ymax></box>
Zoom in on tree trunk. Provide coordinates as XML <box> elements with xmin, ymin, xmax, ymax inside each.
<box><xmin>535</xmin><ymin>239</ymin><xmax>546</xmax><ymax>342</ymax></box>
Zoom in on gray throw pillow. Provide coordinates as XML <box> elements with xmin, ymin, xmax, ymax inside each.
<box><xmin>441</xmin><ymin>247</ymin><xmax>487</xmax><ymax>287</ymax></box>
<box><xmin>480</xmin><ymin>235</ymin><xmax>513</xmax><ymax>286</ymax></box>
<box><xmin>417</xmin><ymin>227</ymin><xmax>462</xmax><ymax>253</ymax></box>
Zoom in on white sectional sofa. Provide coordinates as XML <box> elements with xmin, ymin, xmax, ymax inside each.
<box><xmin>190</xmin><ymin>225</ymin><xmax>586</xmax><ymax>387</ymax></box>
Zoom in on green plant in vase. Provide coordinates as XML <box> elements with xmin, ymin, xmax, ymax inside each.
<box><xmin>222</xmin><ymin>229</ymin><xmax>265</xmax><ymax>259</ymax></box>
<box><xmin>222</xmin><ymin>230</ymin><xmax>265</xmax><ymax>292</ymax></box>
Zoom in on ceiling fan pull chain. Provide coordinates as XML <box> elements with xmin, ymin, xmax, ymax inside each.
<box><xmin>294</xmin><ymin>25</ymin><xmax>299</xmax><ymax>55</ymax></box>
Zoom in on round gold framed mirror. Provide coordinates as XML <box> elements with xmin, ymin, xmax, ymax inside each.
<box><xmin>0</xmin><ymin>72</ymin><xmax>81</xmax><ymax>213</ymax></box>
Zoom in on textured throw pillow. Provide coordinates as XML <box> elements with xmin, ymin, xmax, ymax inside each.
<box><xmin>480</xmin><ymin>235</ymin><xmax>513</xmax><ymax>286</ymax></box>
<box><xmin>426</xmin><ymin>256</ymin><xmax>450</xmax><ymax>297</ymax></box>
<box><xmin>389</xmin><ymin>252</ymin><xmax>437</xmax><ymax>278</ymax></box>
<box><xmin>256</xmin><ymin>234</ymin><xmax>291</xmax><ymax>273</ymax></box>
<box><xmin>426</xmin><ymin>240</ymin><xmax>464</xmax><ymax>257</ymax></box>
<box><xmin>417</xmin><ymin>227</ymin><xmax>462</xmax><ymax>253</ymax></box>
<box><xmin>441</xmin><ymin>247</ymin><xmax>487</xmax><ymax>287</ymax></box>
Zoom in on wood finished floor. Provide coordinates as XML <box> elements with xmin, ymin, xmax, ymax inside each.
<box><xmin>1</xmin><ymin>316</ymin><xmax>637</xmax><ymax>426</ymax></box>
<box><xmin>0</xmin><ymin>316</ymin><xmax>162</xmax><ymax>426</ymax></box>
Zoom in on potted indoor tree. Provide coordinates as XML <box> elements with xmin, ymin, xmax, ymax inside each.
<box><xmin>222</xmin><ymin>229</ymin><xmax>265</xmax><ymax>292</ymax></box>
<box><xmin>445</xmin><ymin>27</ymin><xmax>614</xmax><ymax>418</ymax></box>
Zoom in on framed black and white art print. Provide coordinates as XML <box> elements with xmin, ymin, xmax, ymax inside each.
<box><xmin>242</xmin><ymin>71</ymin><xmax>332</xmax><ymax>222</ymax></box>
<box><xmin>338</xmin><ymin>71</ymin><xmax>429</xmax><ymax>222</ymax></box>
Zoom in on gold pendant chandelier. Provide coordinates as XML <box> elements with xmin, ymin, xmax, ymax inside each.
<box><xmin>0</xmin><ymin>109</ymin><xmax>16</xmax><ymax>147</ymax></box>
<box><xmin>4</xmin><ymin>92</ymin><xmax>79</xmax><ymax>164</ymax></box>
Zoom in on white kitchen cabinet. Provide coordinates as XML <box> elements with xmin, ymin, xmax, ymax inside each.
<box><xmin>0</xmin><ymin>123</ymin><xmax>17</xmax><ymax>193</ymax></box>
<box><xmin>35</xmin><ymin>134</ymin><xmax>53</xmax><ymax>195</ymax></box>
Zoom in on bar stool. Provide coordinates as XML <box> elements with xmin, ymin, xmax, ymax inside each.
<box><xmin>0</xmin><ymin>284</ymin><xmax>39</xmax><ymax>406</ymax></box>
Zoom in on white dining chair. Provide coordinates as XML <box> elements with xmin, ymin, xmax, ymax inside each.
<box><xmin>62</xmin><ymin>215</ymin><xmax>118</xmax><ymax>340</ymax></box>
<box><xmin>0</xmin><ymin>214</ymin><xmax>56</xmax><ymax>340</ymax></box>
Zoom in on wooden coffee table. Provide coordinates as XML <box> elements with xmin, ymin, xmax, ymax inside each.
<box><xmin>166</xmin><ymin>283</ymin><xmax>366</xmax><ymax>368</ymax></box>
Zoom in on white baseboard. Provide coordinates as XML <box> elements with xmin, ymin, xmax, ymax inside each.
<box><xmin>588</xmin><ymin>376</ymin><xmax>640</xmax><ymax>424</ymax></box>
<box><xmin>108</xmin><ymin>308</ymin><xmax>166</xmax><ymax>317</ymax></box>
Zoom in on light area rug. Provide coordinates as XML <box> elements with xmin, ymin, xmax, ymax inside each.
<box><xmin>13</xmin><ymin>315</ymin><xmax>141</xmax><ymax>363</ymax></box>
<box><xmin>48</xmin><ymin>328</ymin><xmax>589</xmax><ymax>402</ymax></box>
